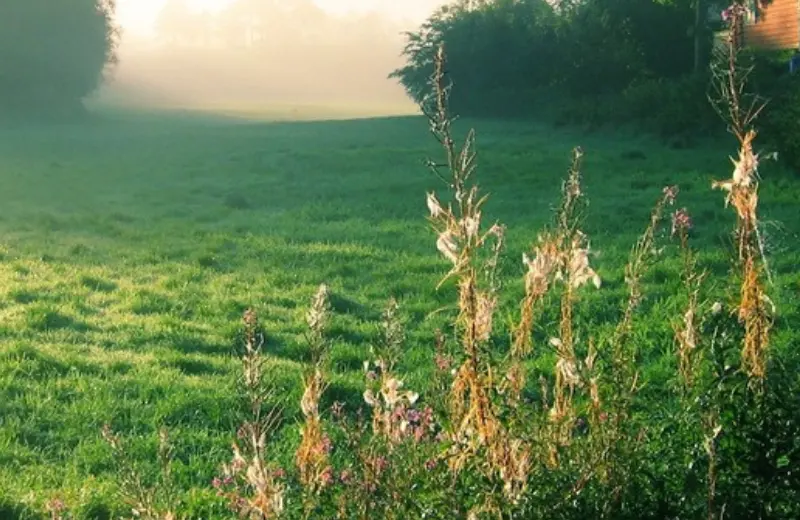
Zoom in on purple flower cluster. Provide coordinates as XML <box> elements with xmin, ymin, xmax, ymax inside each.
<box><xmin>671</xmin><ymin>208</ymin><xmax>693</xmax><ymax>237</ymax></box>
<box><xmin>721</xmin><ymin>3</ymin><xmax>750</xmax><ymax>24</ymax></box>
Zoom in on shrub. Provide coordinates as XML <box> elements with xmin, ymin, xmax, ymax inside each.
<box><xmin>760</xmin><ymin>75</ymin><xmax>800</xmax><ymax>174</ymax></box>
<box><xmin>621</xmin><ymin>74</ymin><xmax>718</xmax><ymax>140</ymax></box>
<box><xmin>731</xmin><ymin>49</ymin><xmax>800</xmax><ymax>174</ymax></box>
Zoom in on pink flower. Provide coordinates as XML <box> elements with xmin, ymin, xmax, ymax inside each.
<box><xmin>320</xmin><ymin>466</ymin><xmax>334</xmax><ymax>486</ymax></box>
<box><xmin>373</xmin><ymin>456</ymin><xmax>389</xmax><ymax>474</ymax></box>
<box><xmin>339</xmin><ymin>469</ymin><xmax>353</xmax><ymax>484</ymax></box>
<box><xmin>671</xmin><ymin>208</ymin><xmax>693</xmax><ymax>237</ymax></box>
<box><xmin>663</xmin><ymin>185</ymin><xmax>679</xmax><ymax>205</ymax></box>
<box><xmin>212</xmin><ymin>477</ymin><xmax>223</xmax><ymax>489</ymax></box>
<box><xmin>274</xmin><ymin>467</ymin><xmax>286</xmax><ymax>479</ymax></box>
<box><xmin>425</xmin><ymin>458</ymin><xmax>438</xmax><ymax>471</ymax></box>
<box><xmin>48</xmin><ymin>499</ymin><xmax>66</xmax><ymax>512</ymax></box>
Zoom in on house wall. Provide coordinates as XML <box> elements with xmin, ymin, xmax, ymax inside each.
<box><xmin>744</xmin><ymin>0</ymin><xmax>800</xmax><ymax>49</ymax></box>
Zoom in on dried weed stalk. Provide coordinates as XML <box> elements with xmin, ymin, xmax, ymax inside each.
<box><xmin>101</xmin><ymin>425</ymin><xmax>179</xmax><ymax>520</ymax></box>
<box><xmin>423</xmin><ymin>44</ymin><xmax>529</xmax><ymax>502</ymax></box>
<box><xmin>710</xmin><ymin>3</ymin><xmax>774</xmax><ymax>383</ymax></box>
<box><xmin>363</xmin><ymin>298</ymin><xmax>431</xmax><ymax>445</ymax></box>
<box><xmin>546</xmin><ymin>149</ymin><xmax>602</xmax><ymax>466</ymax></box>
<box><xmin>296</xmin><ymin>284</ymin><xmax>333</xmax><ymax>497</ymax></box>
<box><xmin>594</xmin><ymin>185</ymin><xmax>678</xmax><ymax>512</ymax></box>
<box><xmin>217</xmin><ymin>309</ymin><xmax>285</xmax><ymax>519</ymax></box>
<box><xmin>672</xmin><ymin>208</ymin><xmax>705</xmax><ymax>391</ymax></box>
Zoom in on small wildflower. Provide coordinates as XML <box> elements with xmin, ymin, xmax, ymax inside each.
<box><xmin>425</xmin><ymin>458</ymin><xmax>438</xmax><ymax>470</ymax></box>
<box><xmin>320</xmin><ymin>466</ymin><xmax>334</xmax><ymax>487</ymax></box>
<box><xmin>339</xmin><ymin>469</ymin><xmax>353</xmax><ymax>484</ymax></box>
<box><xmin>671</xmin><ymin>208</ymin><xmax>693</xmax><ymax>237</ymax></box>
<box><xmin>374</xmin><ymin>456</ymin><xmax>389</xmax><ymax>473</ymax></box>
<box><xmin>47</xmin><ymin>498</ymin><xmax>66</xmax><ymax>513</ymax></box>
<box><xmin>663</xmin><ymin>185</ymin><xmax>679</xmax><ymax>205</ymax></box>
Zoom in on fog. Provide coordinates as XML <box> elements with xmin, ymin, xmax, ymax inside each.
<box><xmin>96</xmin><ymin>0</ymin><xmax>446</xmax><ymax>117</ymax></box>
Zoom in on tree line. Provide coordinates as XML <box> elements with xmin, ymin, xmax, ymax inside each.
<box><xmin>390</xmin><ymin>0</ymin><xmax>718</xmax><ymax>118</ymax></box>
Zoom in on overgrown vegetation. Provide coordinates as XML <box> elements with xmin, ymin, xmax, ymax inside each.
<box><xmin>390</xmin><ymin>0</ymin><xmax>710</xmax><ymax>120</ymax></box>
<box><xmin>1</xmin><ymin>6</ymin><xmax>799</xmax><ymax>518</ymax></box>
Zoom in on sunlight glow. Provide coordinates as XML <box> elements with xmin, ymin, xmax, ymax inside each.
<box><xmin>116</xmin><ymin>0</ymin><xmax>442</xmax><ymax>35</ymax></box>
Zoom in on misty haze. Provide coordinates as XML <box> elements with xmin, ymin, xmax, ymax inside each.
<box><xmin>1</xmin><ymin>1</ymin><xmax>800</xmax><ymax>518</ymax></box>
<box><xmin>98</xmin><ymin>0</ymin><xmax>441</xmax><ymax>117</ymax></box>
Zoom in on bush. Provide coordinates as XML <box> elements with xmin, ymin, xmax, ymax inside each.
<box><xmin>760</xmin><ymin>74</ymin><xmax>800</xmax><ymax>174</ymax></box>
<box><xmin>553</xmin><ymin>74</ymin><xmax>719</xmax><ymax>144</ymax></box>
<box><xmin>620</xmin><ymin>74</ymin><xmax>718</xmax><ymax>139</ymax></box>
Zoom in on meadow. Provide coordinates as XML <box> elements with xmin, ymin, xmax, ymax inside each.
<box><xmin>0</xmin><ymin>103</ymin><xmax>798</xmax><ymax>518</ymax></box>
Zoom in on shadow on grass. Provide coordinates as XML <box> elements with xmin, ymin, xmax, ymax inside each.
<box><xmin>24</xmin><ymin>306</ymin><xmax>93</xmax><ymax>333</ymax></box>
<box><xmin>159</xmin><ymin>357</ymin><xmax>228</xmax><ymax>377</ymax></box>
<box><xmin>0</xmin><ymin>498</ymin><xmax>38</xmax><ymax>520</ymax></box>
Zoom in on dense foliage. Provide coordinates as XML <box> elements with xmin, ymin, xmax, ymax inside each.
<box><xmin>390</xmin><ymin>0</ymin><xmax>707</xmax><ymax>117</ymax></box>
<box><xmin>0</xmin><ymin>0</ymin><xmax>117</xmax><ymax>117</ymax></box>
<box><xmin>392</xmin><ymin>0</ymin><xmax>800</xmax><ymax>173</ymax></box>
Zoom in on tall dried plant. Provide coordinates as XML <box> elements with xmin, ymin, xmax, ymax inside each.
<box><xmin>545</xmin><ymin>149</ymin><xmax>602</xmax><ymax>466</ymax></box>
<box><xmin>672</xmin><ymin>208</ymin><xmax>706</xmax><ymax>392</ymax></box>
<box><xmin>217</xmin><ymin>309</ymin><xmax>285</xmax><ymax>519</ymax></box>
<box><xmin>710</xmin><ymin>2</ymin><xmax>774</xmax><ymax>384</ymax></box>
<box><xmin>101</xmin><ymin>425</ymin><xmax>179</xmax><ymax>520</ymax></box>
<box><xmin>423</xmin><ymin>44</ymin><xmax>529</xmax><ymax>503</ymax></box>
<box><xmin>595</xmin><ymin>185</ymin><xmax>678</xmax><ymax>513</ymax></box>
<box><xmin>296</xmin><ymin>284</ymin><xmax>333</xmax><ymax>501</ymax></box>
<box><xmin>362</xmin><ymin>298</ymin><xmax>425</xmax><ymax>445</ymax></box>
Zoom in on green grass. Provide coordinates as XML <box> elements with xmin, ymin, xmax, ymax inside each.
<box><xmin>0</xmin><ymin>109</ymin><xmax>798</xmax><ymax>515</ymax></box>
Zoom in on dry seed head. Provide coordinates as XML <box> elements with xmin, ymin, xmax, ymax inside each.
<box><xmin>300</xmin><ymin>370</ymin><xmax>325</xmax><ymax>418</ymax></box>
<box><xmin>474</xmin><ymin>292</ymin><xmax>496</xmax><ymax>342</ymax></box>
<box><xmin>306</xmin><ymin>283</ymin><xmax>330</xmax><ymax>333</ymax></box>
<box><xmin>463</xmin><ymin>213</ymin><xmax>481</xmax><ymax>241</ymax></box>
<box><xmin>436</xmin><ymin>230</ymin><xmax>460</xmax><ymax>264</ymax></box>
<box><xmin>556</xmin><ymin>357</ymin><xmax>581</xmax><ymax>389</ymax></box>
<box><xmin>427</xmin><ymin>191</ymin><xmax>445</xmax><ymax>218</ymax></box>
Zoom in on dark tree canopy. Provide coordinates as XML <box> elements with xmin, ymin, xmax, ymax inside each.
<box><xmin>0</xmin><ymin>0</ymin><xmax>118</xmax><ymax>117</ymax></box>
<box><xmin>390</xmin><ymin>0</ymin><xmax>709</xmax><ymax>117</ymax></box>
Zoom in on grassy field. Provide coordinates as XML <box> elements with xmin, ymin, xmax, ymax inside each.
<box><xmin>0</xmin><ymin>109</ymin><xmax>798</xmax><ymax>516</ymax></box>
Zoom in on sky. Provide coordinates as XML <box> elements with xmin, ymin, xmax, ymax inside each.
<box><xmin>116</xmin><ymin>0</ymin><xmax>442</xmax><ymax>35</ymax></box>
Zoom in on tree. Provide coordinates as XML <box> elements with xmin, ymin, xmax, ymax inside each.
<box><xmin>390</xmin><ymin>0</ymin><xmax>560</xmax><ymax>115</ymax></box>
<box><xmin>0</xmin><ymin>0</ymin><xmax>118</xmax><ymax>117</ymax></box>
